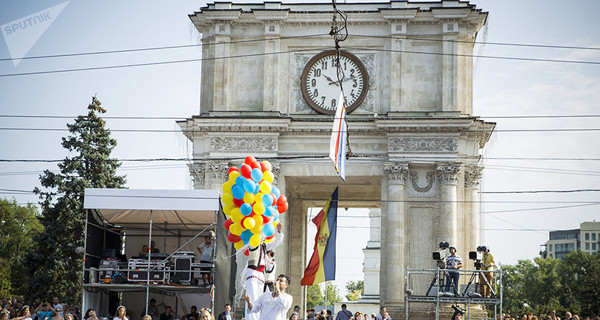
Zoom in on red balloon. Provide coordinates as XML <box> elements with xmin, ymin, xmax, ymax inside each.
<box><xmin>240</xmin><ymin>164</ymin><xmax>252</xmax><ymax>178</ymax></box>
<box><xmin>277</xmin><ymin>202</ymin><xmax>288</xmax><ymax>213</ymax></box>
<box><xmin>233</xmin><ymin>198</ymin><xmax>245</xmax><ymax>207</ymax></box>
<box><xmin>250</xmin><ymin>161</ymin><xmax>260</xmax><ymax>170</ymax></box>
<box><xmin>243</xmin><ymin>248</ymin><xmax>250</xmax><ymax>256</ymax></box>
<box><xmin>261</xmin><ymin>214</ymin><xmax>271</xmax><ymax>224</ymax></box>
<box><xmin>276</xmin><ymin>195</ymin><xmax>287</xmax><ymax>207</ymax></box>
<box><xmin>270</xmin><ymin>193</ymin><xmax>277</xmax><ymax>204</ymax></box>
<box><xmin>224</xmin><ymin>218</ymin><xmax>233</xmax><ymax>230</ymax></box>
<box><xmin>265</xmin><ymin>234</ymin><xmax>275</xmax><ymax>240</ymax></box>
<box><xmin>228</xmin><ymin>166</ymin><xmax>239</xmax><ymax>174</ymax></box>
<box><xmin>245</xmin><ymin>156</ymin><xmax>256</xmax><ymax>165</ymax></box>
<box><xmin>228</xmin><ymin>233</ymin><xmax>241</xmax><ymax>243</ymax></box>
<box><xmin>260</xmin><ymin>162</ymin><xmax>269</xmax><ymax>172</ymax></box>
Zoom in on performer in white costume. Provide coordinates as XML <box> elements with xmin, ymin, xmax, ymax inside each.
<box><xmin>245</xmin><ymin>274</ymin><xmax>293</xmax><ymax>320</ymax></box>
<box><xmin>244</xmin><ymin>223</ymin><xmax>284</xmax><ymax>320</ymax></box>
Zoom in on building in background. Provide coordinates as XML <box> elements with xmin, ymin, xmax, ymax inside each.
<box><xmin>541</xmin><ymin>221</ymin><xmax>600</xmax><ymax>259</ymax></box>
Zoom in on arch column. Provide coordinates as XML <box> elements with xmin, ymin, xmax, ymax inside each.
<box><xmin>464</xmin><ymin>165</ymin><xmax>483</xmax><ymax>256</ymax></box>
<box><xmin>381</xmin><ymin>162</ymin><xmax>408</xmax><ymax>305</ymax></box>
<box><xmin>436</xmin><ymin>163</ymin><xmax>461</xmax><ymax>247</ymax></box>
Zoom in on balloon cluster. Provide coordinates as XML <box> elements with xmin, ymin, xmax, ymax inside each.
<box><xmin>222</xmin><ymin>156</ymin><xmax>288</xmax><ymax>251</ymax></box>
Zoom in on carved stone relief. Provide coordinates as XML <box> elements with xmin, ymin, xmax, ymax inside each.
<box><xmin>210</xmin><ymin>136</ymin><xmax>277</xmax><ymax>152</ymax></box>
<box><xmin>410</xmin><ymin>171</ymin><xmax>435</xmax><ymax>192</ymax></box>
<box><xmin>188</xmin><ymin>162</ymin><xmax>206</xmax><ymax>188</ymax></box>
<box><xmin>436</xmin><ymin>163</ymin><xmax>461</xmax><ymax>185</ymax></box>
<box><xmin>384</xmin><ymin>162</ymin><xmax>408</xmax><ymax>184</ymax></box>
<box><xmin>389</xmin><ymin>137</ymin><xmax>457</xmax><ymax>153</ymax></box>
<box><xmin>464</xmin><ymin>165</ymin><xmax>483</xmax><ymax>188</ymax></box>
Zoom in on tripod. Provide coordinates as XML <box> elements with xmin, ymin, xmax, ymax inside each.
<box><xmin>462</xmin><ymin>269</ymin><xmax>480</xmax><ymax>296</ymax></box>
<box><xmin>426</xmin><ymin>267</ymin><xmax>447</xmax><ymax>296</ymax></box>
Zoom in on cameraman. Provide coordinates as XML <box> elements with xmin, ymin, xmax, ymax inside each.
<box><xmin>479</xmin><ymin>247</ymin><xmax>495</xmax><ymax>298</ymax></box>
<box><xmin>444</xmin><ymin>247</ymin><xmax>463</xmax><ymax>295</ymax></box>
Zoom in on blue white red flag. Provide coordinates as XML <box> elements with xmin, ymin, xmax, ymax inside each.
<box><xmin>329</xmin><ymin>91</ymin><xmax>347</xmax><ymax>181</ymax></box>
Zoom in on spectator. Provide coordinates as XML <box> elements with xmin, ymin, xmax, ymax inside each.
<box><xmin>336</xmin><ymin>305</ymin><xmax>352</xmax><ymax>320</ymax></box>
<box><xmin>114</xmin><ymin>306</ymin><xmax>129</xmax><ymax>320</ymax></box>
<box><xmin>185</xmin><ymin>306</ymin><xmax>199</xmax><ymax>320</ymax></box>
<box><xmin>289</xmin><ymin>313</ymin><xmax>299</xmax><ymax>320</ymax></box>
<box><xmin>217</xmin><ymin>304</ymin><xmax>231</xmax><ymax>320</ymax></box>
<box><xmin>84</xmin><ymin>309</ymin><xmax>97</xmax><ymax>320</ymax></box>
<box><xmin>199</xmin><ymin>310</ymin><xmax>212</xmax><ymax>320</ymax></box>
<box><xmin>142</xmin><ymin>316</ymin><xmax>152</xmax><ymax>320</ymax></box>
<box><xmin>2</xmin><ymin>309</ymin><xmax>10</xmax><ymax>320</ymax></box>
<box><xmin>375</xmin><ymin>307</ymin><xmax>391</xmax><ymax>320</ymax></box>
<box><xmin>146</xmin><ymin>299</ymin><xmax>159</xmax><ymax>320</ymax></box>
<box><xmin>53</xmin><ymin>308</ymin><xmax>64</xmax><ymax>320</ymax></box>
<box><xmin>159</xmin><ymin>307</ymin><xmax>173</xmax><ymax>320</ymax></box>
<box><xmin>51</xmin><ymin>300</ymin><xmax>62</xmax><ymax>314</ymax></box>
<box><xmin>36</xmin><ymin>303</ymin><xmax>56</xmax><ymax>320</ymax></box>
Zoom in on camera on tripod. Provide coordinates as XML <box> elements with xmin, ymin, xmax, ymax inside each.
<box><xmin>432</xmin><ymin>241</ymin><xmax>450</xmax><ymax>268</ymax></box>
<box><xmin>469</xmin><ymin>246</ymin><xmax>487</xmax><ymax>270</ymax></box>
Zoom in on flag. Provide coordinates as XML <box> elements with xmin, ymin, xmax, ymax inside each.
<box><xmin>301</xmin><ymin>187</ymin><xmax>339</xmax><ymax>286</ymax></box>
<box><xmin>329</xmin><ymin>91</ymin><xmax>347</xmax><ymax>181</ymax></box>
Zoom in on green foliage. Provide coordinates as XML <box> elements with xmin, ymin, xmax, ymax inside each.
<box><xmin>345</xmin><ymin>280</ymin><xmax>364</xmax><ymax>301</ymax></box>
<box><xmin>306</xmin><ymin>282</ymin><xmax>341</xmax><ymax>309</ymax></box>
<box><xmin>501</xmin><ymin>252</ymin><xmax>600</xmax><ymax>318</ymax></box>
<box><xmin>28</xmin><ymin>97</ymin><xmax>126</xmax><ymax>304</ymax></box>
<box><xmin>0</xmin><ymin>198</ymin><xmax>42</xmax><ymax>295</ymax></box>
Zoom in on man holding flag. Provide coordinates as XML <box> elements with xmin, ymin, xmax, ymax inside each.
<box><xmin>301</xmin><ymin>187</ymin><xmax>339</xmax><ymax>286</ymax></box>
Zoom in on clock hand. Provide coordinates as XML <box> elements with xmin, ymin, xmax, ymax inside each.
<box><xmin>323</xmin><ymin>74</ymin><xmax>340</xmax><ymax>86</ymax></box>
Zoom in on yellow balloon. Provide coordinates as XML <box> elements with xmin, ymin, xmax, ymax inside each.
<box><xmin>263</xmin><ymin>171</ymin><xmax>274</xmax><ymax>183</ymax></box>
<box><xmin>255</xmin><ymin>192</ymin><xmax>266</xmax><ymax>203</ymax></box>
<box><xmin>223</xmin><ymin>204</ymin><xmax>233</xmax><ymax>216</ymax></box>
<box><xmin>243</xmin><ymin>217</ymin><xmax>256</xmax><ymax>229</ymax></box>
<box><xmin>249</xmin><ymin>234</ymin><xmax>261</xmax><ymax>247</ymax></box>
<box><xmin>234</xmin><ymin>240</ymin><xmax>244</xmax><ymax>250</ymax></box>
<box><xmin>264</xmin><ymin>239</ymin><xmax>273</xmax><ymax>244</ymax></box>
<box><xmin>243</xmin><ymin>192</ymin><xmax>255</xmax><ymax>204</ymax></box>
<box><xmin>253</xmin><ymin>202</ymin><xmax>265</xmax><ymax>215</ymax></box>
<box><xmin>229</xmin><ymin>171</ymin><xmax>241</xmax><ymax>180</ymax></box>
<box><xmin>231</xmin><ymin>208</ymin><xmax>243</xmax><ymax>222</ymax></box>
<box><xmin>251</xmin><ymin>223</ymin><xmax>263</xmax><ymax>234</ymax></box>
<box><xmin>222</xmin><ymin>181</ymin><xmax>233</xmax><ymax>193</ymax></box>
<box><xmin>259</xmin><ymin>181</ymin><xmax>272</xmax><ymax>194</ymax></box>
<box><xmin>222</xmin><ymin>192</ymin><xmax>234</xmax><ymax>205</ymax></box>
<box><xmin>230</xmin><ymin>223</ymin><xmax>243</xmax><ymax>236</ymax></box>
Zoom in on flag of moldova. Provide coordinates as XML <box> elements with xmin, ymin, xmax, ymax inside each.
<box><xmin>301</xmin><ymin>187</ymin><xmax>338</xmax><ymax>285</ymax></box>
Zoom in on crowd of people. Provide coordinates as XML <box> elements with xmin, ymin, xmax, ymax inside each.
<box><xmin>294</xmin><ymin>305</ymin><xmax>391</xmax><ymax>320</ymax></box>
<box><xmin>502</xmin><ymin>311</ymin><xmax>600</xmax><ymax>320</ymax></box>
<box><xmin>0</xmin><ymin>296</ymin><xmax>224</xmax><ymax>320</ymax></box>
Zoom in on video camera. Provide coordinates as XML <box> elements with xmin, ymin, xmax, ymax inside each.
<box><xmin>432</xmin><ymin>241</ymin><xmax>450</xmax><ymax>268</ymax></box>
<box><xmin>468</xmin><ymin>246</ymin><xmax>487</xmax><ymax>270</ymax></box>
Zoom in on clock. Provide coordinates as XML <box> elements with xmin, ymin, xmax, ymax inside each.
<box><xmin>300</xmin><ymin>50</ymin><xmax>369</xmax><ymax>115</ymax></box>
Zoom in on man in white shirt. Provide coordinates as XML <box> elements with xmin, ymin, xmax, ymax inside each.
<box><xmin>245</xmin><ymin>274</ymin><xmax>293</xmax><ymax>320</ymax></box>
<box><xmin>197</xmin><ymin>234</ymin><xmax>215</xmax><ymax>286</ymax></box>
<box><xmin>245</xmin><ymin>224</ymin><xmax>284</xmax><ymax>320</ymax></box>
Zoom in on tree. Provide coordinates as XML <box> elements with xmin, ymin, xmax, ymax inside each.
<box><xmin>501</xmin><ymin>252</ymin><xmax>600</xmax><ymax>318</ymax></box>
<box><xmin>345</xmin><ymin>280</ymin><xmax>364</xmax><ymax>301</ymax></box>
<box><xmin>306</xmin><ymin>282</ymin><xmax>341</xmax><ymax>309</ymax></box>
<box><xmin>0</xmin><ymin>198</ymin><xmax>42</xmax><ymax>295</ymax></box>
<box><xmin>28</xmin><ymin>97</ymin><xmax>126</xmax><ymax>303</ymax></box>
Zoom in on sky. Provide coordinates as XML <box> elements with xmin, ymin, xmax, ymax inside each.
<box><xmin>1</xmin><ymin>0</ymin><xmax>599</xmax><ymax>299</ymax></box>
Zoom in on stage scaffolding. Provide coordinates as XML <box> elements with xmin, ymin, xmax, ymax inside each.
<box><xmin>404</xmin><ymin>267</ymin><xmax>502</xmax><ymax>320</ymax></box>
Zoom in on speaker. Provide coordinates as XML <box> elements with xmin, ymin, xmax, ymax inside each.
<box><xmin>173</xmin><ymin>256</ymin><xmax>193</xmax><ymax>283</ymax></box>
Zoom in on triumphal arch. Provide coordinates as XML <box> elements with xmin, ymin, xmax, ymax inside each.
<box><xmin>179</xmin><ymin>1</ymin><xmax>493</xmax><ymax>318</ymax></box>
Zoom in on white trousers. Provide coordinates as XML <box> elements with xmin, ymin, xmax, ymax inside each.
<box><xmin>245</xmin><ymin>268</ymin><xmax>264</xmax><ymax>320</ymax></box>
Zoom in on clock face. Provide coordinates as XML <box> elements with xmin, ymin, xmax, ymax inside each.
<box><xmin>301</xmin><ymin>50</ymin><xmax>369</xmax><ymax>115</ymax></box>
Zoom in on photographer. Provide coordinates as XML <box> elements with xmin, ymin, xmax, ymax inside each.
<box><xmin>479</xmin><ymin>247</ymin><xmax>495</xmax><ymax>298</ymax></box>
<box><xmin>444</xmin><ymin>247</ymin><xmax>463</xmax><ymax>295</ymax></box>
<box><xmin>451</xmin><ymin>306</ymin><xmax>464</xmax><ymax>320</ymax></box>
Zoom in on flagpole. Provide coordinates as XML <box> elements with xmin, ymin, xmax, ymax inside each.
<box><xmin>324</xmin><ymin>281</ymin><xmax>328</xmax><ymax>310</ymax></box>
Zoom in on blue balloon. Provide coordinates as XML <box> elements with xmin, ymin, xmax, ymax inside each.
<box><xmin>271</xmin><ymin>186</ymin><xmax>280</xmax><ymax>199</ymax></box>
<box><xmin>251</xmin><ymin>168</ymin><xmax>263</xmax><ymax>182</ymax></box>
<box><xmin>232</xmin><ymin>185</ymin><xmax>245</xmax><ymax>200</ymax></box>
<box><xmin>241</xmin><ymin>229</ymin><xmax>253</xmax><ymax>244</ymax></box>
<box><xmin>262</xmin><ymin>194</ymin><xmax>273</xmax><ymax>207</ymax></box>
<box><xmin>263</xmin><ymin>223</ymin><xmax>275</xmax><ymax>237</ymax></box>
<box><xmin>243</xmin><ymin>179</ymin><xmax>256</xmax><ymax>193</ymax></box>
<box><xmin>273</xmin><ymin>212</ymin><xmax>280</xmax><ymax>221</ymax></box>
<box><xmin>264</xmin><ymin>206</ymin><xmax>276</xmax><ymax>217</ymax></box>
<box><xmin>253</xmin><ymin>183</ymin><xmax>260</xmax><ymax>194</ymax></box>
<box><xmin>241</xmin><ymin>203</ymin><xmax>252</xmax><ymax>216</ymax></box>
<box><xmin>235</xmin><ymin>176</ymin><xmax>247</xmax><ymax>186</ymax></box>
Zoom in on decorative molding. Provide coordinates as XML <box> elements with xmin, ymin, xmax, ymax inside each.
<box><xmin>188</xmin><ymin>162</ymin><xmax>206</xmax><ymax>188</ymax></box>
<box><xmin>206</xmin><ymin>161</ymin><xmax>231</xmax><ymax>184</ymax></box>
<box><xmin>389</xmin><ymin>137</ymin><xmax>457</xmax><ymax>152</ymax></box>
<box><xmin>384</xmin><ymin>163</ymin><xmax>409</xmax><ymax>184</ymax></box>
<box><xmin>436</xmin><ymin>163</ymin><xmax>461</xmax><ymax>185</ymax></box>
<box><xmin>210</xmin><ymin>136</ymin><xmax>277</xmax><ymax>152</ymax></box>
<box><xmin>410</xmin><ymin>171</ymin><xmax>435</xmax><ymax>193</ymax></box>
<box><xmin>271</xmin><ymin>162</ymin><xmax>281</xmax><ymax>184</ymax></box>
<box><xmin>464</xmin><ymin>165</ymin><xmax>483</xmax><ymax>188</ymax></box>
